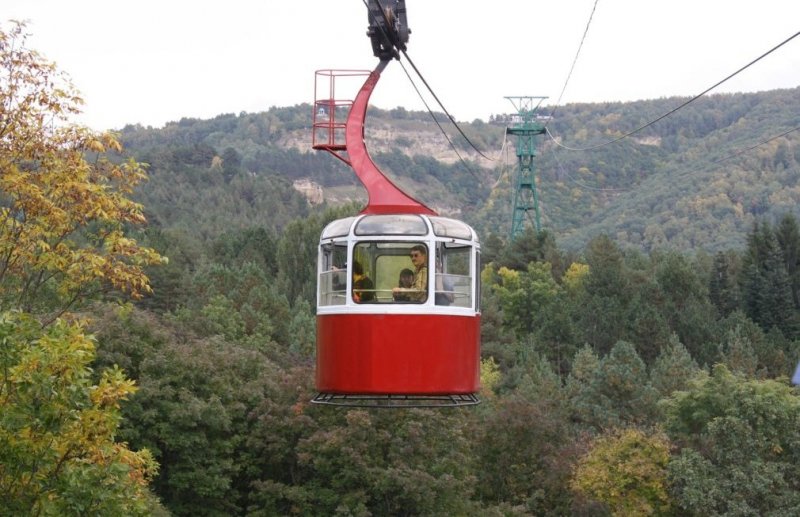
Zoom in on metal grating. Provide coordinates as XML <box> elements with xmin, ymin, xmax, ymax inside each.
<box><xmin>311</xmin><ymin>392</ymin><xmax>480</xmax><ymax>408</ymax></box>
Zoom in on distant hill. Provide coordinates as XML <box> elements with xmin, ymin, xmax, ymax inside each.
<box><xmin>119</xmin><ymin>86</ymin><xmax>800</xmax><ymax>252</ymax></box>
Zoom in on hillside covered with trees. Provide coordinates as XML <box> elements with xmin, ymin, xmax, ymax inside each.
<box><xmin>3</xmin><ymin>20</ymin><xmax>800</xmax><ymax>516</ymax></box>
<box><xmin>116</xmin><ymin>82</ymin><xmax>800</xmax><ymax>255</ymax></box>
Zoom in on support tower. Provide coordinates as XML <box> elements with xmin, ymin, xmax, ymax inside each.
<box><xmin>505</xmin><ymin>96</ymin><xmax>547</xmax><ymax>239</ymax></box>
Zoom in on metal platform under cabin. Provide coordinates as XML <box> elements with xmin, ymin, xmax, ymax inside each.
<box><xmin>311</xmin><ymin>392</ymin><xmax>480</xmax><ymax>408</ymax></box>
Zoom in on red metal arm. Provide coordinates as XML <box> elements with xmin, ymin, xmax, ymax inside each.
<box><xmin>313</xmin><ymin>63</ymin><xmax>435</xmax><ymax>215</ymax></box>
<box><xmin>346</xmin><ymin>63</ymin><xmax>435</xmax><ymax>215</ymax></box>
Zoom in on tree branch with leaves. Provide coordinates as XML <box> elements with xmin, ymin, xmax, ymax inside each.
<box><xmin>0</xmin><ymin>20</ymin><xmax>165</xmax><ymax>320</ymax></box>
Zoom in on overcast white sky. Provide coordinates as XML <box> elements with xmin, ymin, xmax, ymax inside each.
<box><xmin>5</xmin><ymin>0</ymin><xmax>800</xmax><ymax>131</ymax></box>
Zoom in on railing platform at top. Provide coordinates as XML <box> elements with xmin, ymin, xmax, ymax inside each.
<box><xmin>312</xmin><ymin>69</ymin><xmax>372</xmax><ymax>156</ymax></box>
<box><xmin>311</xmin><ymin>66</ymin><xmax>434</xmax><ymax>216</ymax></box>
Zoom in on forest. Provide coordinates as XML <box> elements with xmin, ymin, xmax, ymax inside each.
<box><xmin>114</xmin><ymin>80</ymin><xmax>800</xmax><ymax>256</ymax></box>
<box><xmin>2</xmin><ymin>20</ymin><xmax>800</xmax><ymax>516</ymax></box>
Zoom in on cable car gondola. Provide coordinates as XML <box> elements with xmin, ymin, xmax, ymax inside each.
<box><xmin>311</xmin><ymin>0</ymin><xmax>481</xmax><ymax>407</ymax></box>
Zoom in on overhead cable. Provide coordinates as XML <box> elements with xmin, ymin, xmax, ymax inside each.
<box><xmin>364</xmin><ymin>0</ymin><xmax>497</xmax><ymax>165</ymax></box>
<box><xmin>545</xmin><ymin>0</ymin><xmax>601</xmax><ymax>126</ymax></box>
<box><xmin>548</xmin><ymin>29</ymin><xmax>800</xmax><ymax>151</ymax></box>
<box><xmin>710</xmin><ymin>125</ymin><xmax>800</xmax><ymax>165</ymax></box>
<box><xmin>671</xmin><ymin>125</ymin><xmax>800</xmax><ymax>181</ymax></box>
<box><xmin>396</xmin><ymin>59</ymin><xmax>483</xmax><ymax>181</ymax></box>
<box><xmin>490</xmin><ymin>132</ymin><xmax>511</xmax><ymax>189</ymax></box>
<box><xmin>399</xmin><ymin>48</ymin><xmax>496</xmax><ymax>162</ymax></box>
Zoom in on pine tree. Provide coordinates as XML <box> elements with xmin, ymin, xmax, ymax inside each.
<box><xmin>650</xmin><ymin>334</ymin><xmax>700</xmax><ymax>397</ymax></box>
<box><xmin>568</xmin><ymin>341</ymin><xmax>658</xmax><ymax>431</ymax></box>
<box><xmin>709</xmin><ymin>251</ymin><xmax>740</xmax><ymax>317</ymax></box>
<box><xmin>741</xmin><ymin>221</ymin><xmax>797</xmax><ymax>337</ymax></box>
<box><xmin>761</xmin><ymin>230</ymin><xmax>795</xmax><ymax>335</ymax></box>
<box><xmin>775</xmin><ymin>213</ymin><xmax>800</xmax><ymax>308</ymax></box>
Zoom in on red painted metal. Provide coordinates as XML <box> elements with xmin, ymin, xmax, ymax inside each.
<box><xmin>345</xmin><ymin>69</ymin><xmax>435</xmax><ymax>215</ymax></box>
<box><xmin>316</xmin><ymin>313</ymin><xmax>481</xmax><ymax>394</ymax></box>
<box><xmin>313</xmin><ymin>68</ymin><xmax>435</xmax><ymax>215</ymax></box>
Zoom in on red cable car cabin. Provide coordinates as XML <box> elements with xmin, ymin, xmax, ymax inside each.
<box><xmin>314</xmin><ymin>214</ymin><xmax>481</xmax><ymax>406</ymax></box>
<box><xmin>311</xmin><ymin>1</ymin><xmax>481</xmax><ymax>406</ymax></box>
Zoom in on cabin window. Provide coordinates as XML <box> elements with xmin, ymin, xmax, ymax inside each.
<box><xmin>318</xmin><ymin>241</ymin><xmax>348</xmax><ymax>306</ymax></box>
<box><xmin>354</xmin><ymin>214</ymin><xmax>428</xmax><ymax>236</ymax></box>
<box><xmin>321</xmin><ymin>217</ymin><xmax>356</xmax><ymax>239</ymax></box>
<box><xmin>352</xmin><ymin>241</ymin><xmax>428</xmax><ymax>303</ymax></box>
<box><xmin>435</xmin><ymin>243</ymin><xmax>473</xmax><ymax>308</ymax></box>
<box><xmin>475</xmin><ymin>251</ymin><xmax>481</xmax><ymax>311</ymax></box>
<box><xmin>430</xmin><ymin>216</ymin><xmax>473</xmax><ymax>240</ymax></box>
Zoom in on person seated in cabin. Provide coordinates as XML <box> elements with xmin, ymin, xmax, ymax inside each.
<box><xmin>331</xmin><ymin>262</ymin><xmax>346</xmax><ymax>293</ymax></box>
<box><xmin>392</xmin><ymin>245</ymin><xmax>428</xmax><ymax>302</ymax></box>
<box><xmin>393</xmin><ymin>268</ymin><xmax>415</xmax><ymax>301</ymax></box>
<box><xmin>352</xmin><ymin>261</ymin><xmax>375</xmax><ymax>303</ymax></box>
<box><xmin>435</xmin><ymin>259</ymin><xmax>455</xmax><ymax>306</ymax></box>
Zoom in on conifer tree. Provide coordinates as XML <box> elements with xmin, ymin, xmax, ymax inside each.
<box><xmin>568</xmin><ymin>341</ymin><xmax>658</xmax><ymax>431</ymax></box>
<box><xmin>709</xmin><ymin>251</ymin><xmax>739</xmax><ymax>317</ymax></box>
<box><xmin>579</xmin><ymin>235</ymin><xmax>631</xmax><ymax>354</ymax></box>
<box><xmin>650</xmin><ymin>335</ymin><xmax>700</xmax><ymax>397</ymax></box>
<box><xmin>741</xmin><ymin>221</ymin><xmax>797</xmax><ymax>337</ymax></box>
<box><xmin>776</xmin><ymin>213</ymin><xmax>800</xmax><ymax>307</ymax></box>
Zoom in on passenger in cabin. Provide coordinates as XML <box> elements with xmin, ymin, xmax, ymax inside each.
<box><xmin>393</xmin><ymin>268</ymin><xmax>415</xmax><ymax>301</ymax></box>
<box><xmin>331</xmin><ymin>262</ymin><xmax>346</xmax><ymax>293</ymax></box>
<box><xmin>435</xmin><ymin>259</ymin><xmax>455</xmax><ymax>306</ymax></box>
<box><xmin>352</xmin><ymin>261</ymin><xmax>375</xmax><ymax>303</ymax></box>
<box><xmin>392</xmin><ymin>245</ymin><xmax>428</xmax><ymax>302</ymax></box>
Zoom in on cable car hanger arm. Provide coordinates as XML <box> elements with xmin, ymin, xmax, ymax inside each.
<box><xmin>343</xmin><ymin>0</ymin><xmax>433</xmax><ymax>215</ymax></box>
<box><xmin>346</xmin><ymin>60</ymin><xmax>434</xmax><ymax>215</ymax></box>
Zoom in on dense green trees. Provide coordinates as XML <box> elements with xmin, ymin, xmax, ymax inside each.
<box><xmin>12</xmin><ymin>175</ymin><xmax>797</xmax><ymax>515</ymax></box>
<box><xmin>474</xmin><ymin>358</ymin><xmax>576</xmax><ymax>514</ymax></box>
<box><xmin>663</xmin><ymin>366</ymin><xmax>800</xmax><ymax>515</ymax></box>
<box><xmin>253</xmin><ymin>409</ymin><xmax>479</xmax><ymax>516</ymax></box>
<box><xmin>473</xmin><ymin>218</ymin><xmax>800</xmax><ymax>514</ymax></box>
<box><xmin>114</xmin><ymin>74</ymin><xmax>800</xmax><ymax>256</ymax></box>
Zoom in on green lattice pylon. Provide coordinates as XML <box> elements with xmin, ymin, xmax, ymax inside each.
<box><xmin>505</xmin><ymin>96</ymin><xmax>547</xmax><ymax>240</ymax></box>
